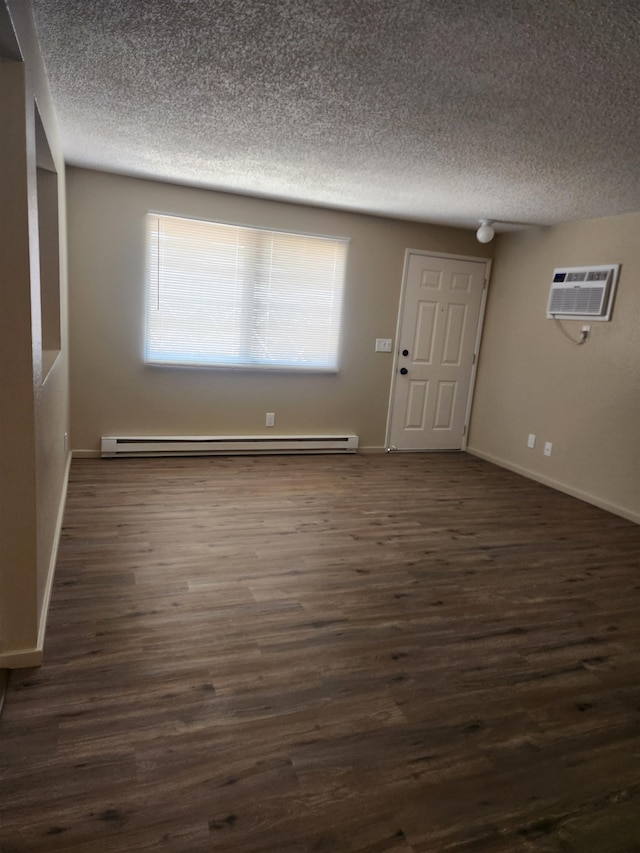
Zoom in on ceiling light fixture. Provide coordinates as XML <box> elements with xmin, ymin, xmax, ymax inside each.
<box><xmin>476</xmin><ymin>219</ymin><xmax>496</xmax><ymax>243</ymax></box>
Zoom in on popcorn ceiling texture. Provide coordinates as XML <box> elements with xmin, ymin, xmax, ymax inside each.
<box><xmin>32</xmin><ymin>0</ymin><xmax>640</xmax><ymax>227</ymax></box>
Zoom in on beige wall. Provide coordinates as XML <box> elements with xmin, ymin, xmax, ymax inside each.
<box><xmin>469</xmin><ymin>213</ymin><xmax>640</xmax><ymax>523</ymax></box>
<box><xmin>0</xmin><ymin>1</ymin><xmax>70</xmax><ymax>667</ymax></box>
<box><xmin>67</xmin><ymin>168</ymin><xmax>490</xmax><ymax>453</ymax></box>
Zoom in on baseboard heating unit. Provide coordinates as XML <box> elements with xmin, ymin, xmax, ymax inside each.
<box><xmin>101</xmin><ymin>435</ymin><xmax>359</xmax><ymax>458</ymax></box>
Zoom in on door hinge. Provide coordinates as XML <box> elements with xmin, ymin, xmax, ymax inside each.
<box><xmin>483</xmin><ymin>278</ymin><xmax>488</xmax><ymax>290</ymax></box>
<box><xmin>462</xmin><ymin>424</ymin><xmax>467</xmax><ymax>436</ymax></box>
<box><xmin>472</xmin><ymin>353</ymin><xmax>477</xmax><ymax>365</ymax></box>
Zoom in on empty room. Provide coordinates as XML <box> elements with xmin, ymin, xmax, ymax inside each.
<box><xmin>1</xmin><ymin>1</ymin><xmax>639</xmax><ymax>851</ymax></box>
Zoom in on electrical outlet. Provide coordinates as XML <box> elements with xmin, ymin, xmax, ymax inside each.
<box><xmin>527</xmin><ymin>433</ymin><xmax>536</xmax><ymax>449</ymax></box>
<box><xmin>375</xmin><ymin>338</ymin><xmax>392</xmax><ymax>352</ymax></box>
<box><xmin>265</xmin><ymin>412</ymin><xmax>275</xmax><ymax>427</ymax></box>
<box><xmin>544</xmin><ymin>441</ymin><xmax>553</xmax><ymax>457</ymax></box>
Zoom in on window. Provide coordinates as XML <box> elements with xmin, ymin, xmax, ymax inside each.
<box><xmin>35</xmin><ymin>102</ymin><xmax>61</xmax><ymax>380</ymax></box>
<box><xmin>145</xmin><ymin>213</ymin><xmax>348</xmax><ymax>370</ymax></box>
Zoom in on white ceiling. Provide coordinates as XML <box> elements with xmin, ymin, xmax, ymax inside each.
<box><xmin>31</xmin><ymin>0</ymin><xmax>640</xmax><ymax>229</ymax></box>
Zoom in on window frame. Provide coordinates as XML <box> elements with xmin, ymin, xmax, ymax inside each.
<box><xmin>144</xmin><ymin>211</ymin><xmax>350</xmax><ymax>373</ymax></box>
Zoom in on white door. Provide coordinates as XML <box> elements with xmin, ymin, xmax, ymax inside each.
<box><xmin>387</xmin><ymin>252</ymin><xmax>489</xmax><ymax>451</ymax></box>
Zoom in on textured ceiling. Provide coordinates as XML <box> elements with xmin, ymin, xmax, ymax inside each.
<box><xmin>31</xmin><ymin>0</ymin><xmax>640</xmax><ymax>229</ymax></box>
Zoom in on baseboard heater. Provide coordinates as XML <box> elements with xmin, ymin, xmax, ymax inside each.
<box><xmin>101</xmin><ymin>434</ymin><xmax>359</xmax><ymax>458</ymax></box>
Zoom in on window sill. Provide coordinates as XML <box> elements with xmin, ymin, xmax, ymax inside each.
<box><xmin>42</xmin><ymin>349</ymin><xmax>61</xmax><ymax>382</ymax></box>
<box><xmin>144</xmin><ymin>359</ymin><xmax>339</xmax><ymax>375</ymax></box>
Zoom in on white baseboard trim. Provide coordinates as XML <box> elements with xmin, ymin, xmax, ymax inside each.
<box><xmin>37</xmin><ymin>451</ymin><xmax>72</xmax><ymax>652</ymax></box>
<box><xmin>467</xmin><ymin>447</ymin><xmax>640</xmax><ymax>525</ymax></box>
<box><xmin>0</xmin><ymin>646</ymin><xmax>43</xmax><ymax>669</ymax></box>
<box><xmin>0</xmin><ymin>452</ymin><xmax>72</xmax><ymax>670</ymax></box>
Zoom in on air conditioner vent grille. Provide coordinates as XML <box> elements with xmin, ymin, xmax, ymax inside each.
<box><xmin>548</xmin><ymin>286</ymin><xmax>606</xmax><ymax>316</ymax></box>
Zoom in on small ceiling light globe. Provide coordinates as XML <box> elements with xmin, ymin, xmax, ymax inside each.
<box><xmin>476</xmin><ymin>219</ymin><xmax>495</xmax><ymax>243</ymax></box>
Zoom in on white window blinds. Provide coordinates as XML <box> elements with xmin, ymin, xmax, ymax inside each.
<box><xmin>145</xmin><ymin>213</ymin><xmax>348</xmax><ymax>370</ymax></box>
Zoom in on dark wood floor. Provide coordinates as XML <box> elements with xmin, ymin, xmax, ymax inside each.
<box><xmin>1</xmin><ymin>453</ymin><xmax>640</xmax><ymax>852</ymax></box>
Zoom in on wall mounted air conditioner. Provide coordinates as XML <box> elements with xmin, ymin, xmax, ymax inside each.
<box><xmin>546</xmin><ymin>264</ymin><xmax>619</xmax><ymax>321</ymax></box>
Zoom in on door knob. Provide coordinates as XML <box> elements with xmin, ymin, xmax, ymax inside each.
<box><xmin>400</xmin><ymin>367</ymin><xmax>408</xmax><ymax>375</ymax></box>
<box><xmin>402</xmin><ymin>349</ymin><xmax>409</xmax><ymax>357</ymax></box>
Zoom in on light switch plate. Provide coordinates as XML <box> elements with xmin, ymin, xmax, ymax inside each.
<box><xmin>375</xmin><ymin>338</ymin><xmax>392</xmax><ymax>352</ymax></box>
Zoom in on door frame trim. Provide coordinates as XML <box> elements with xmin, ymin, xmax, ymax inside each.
<box><xmin>385</xmin><ymin>249</ymin><xmax>492</xmax><ymax>452</ymax></box>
